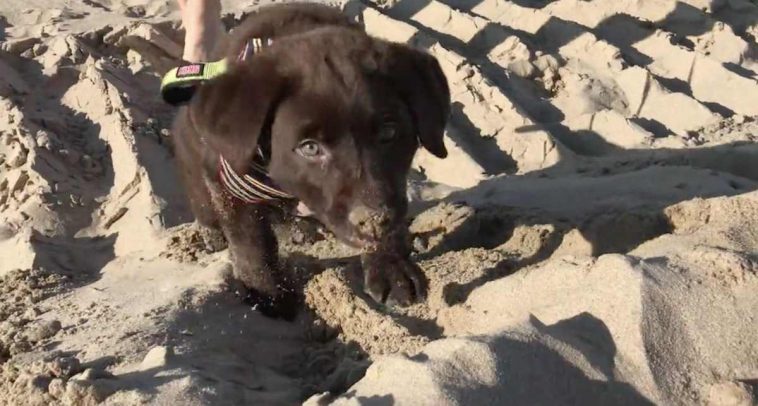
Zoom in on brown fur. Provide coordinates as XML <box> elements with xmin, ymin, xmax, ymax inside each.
<box><xmin>171</xmin><ymin>3</ymin><xmax>450</xmax><ymax>319</ymax></box>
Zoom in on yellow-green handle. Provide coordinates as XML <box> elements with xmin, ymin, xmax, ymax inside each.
<box><xmin>160</xmin><ymin>59</ymin><xmax>229</xmax><ymax>106</ymax></box>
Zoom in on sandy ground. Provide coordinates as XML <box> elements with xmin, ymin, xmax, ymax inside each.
<box><xmin>0</xmin><ymin>0</ymin><xmax>757</xmax><ymax>405</ymax></box>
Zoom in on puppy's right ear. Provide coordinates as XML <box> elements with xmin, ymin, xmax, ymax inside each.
<box><xmin>188</xmin><ymin>59</ymin><xmax>287</xmax><ymax>169</ymax></box>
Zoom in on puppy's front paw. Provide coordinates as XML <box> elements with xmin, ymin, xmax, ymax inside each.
<box><xmin>362</xmin><ymin>253</ymin><xmax>427</xmax><ymax>307</ymax></box>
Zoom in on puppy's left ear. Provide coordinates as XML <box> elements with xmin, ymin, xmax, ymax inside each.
<box><xmin>385</xmin><ymin>44</ymin><xmax>450</xmax><ymax>159</ymax></box>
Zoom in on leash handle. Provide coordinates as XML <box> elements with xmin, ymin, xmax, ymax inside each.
<box><xmin>160</xmin><ymin>59</ymin><xmax>229</xmax><ymax>106</ymax></box>
<box><xmin>160</xmin><ymin>37</ymin><xmax>272</xmax><ymax>106</ymax></box>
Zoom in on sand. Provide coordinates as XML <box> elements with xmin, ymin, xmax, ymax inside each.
<box><xmin>0</xmin><ymin>0</ymin><xmax>757</xmax><ymax>404</ymax></box>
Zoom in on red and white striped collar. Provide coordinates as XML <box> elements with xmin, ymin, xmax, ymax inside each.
<box><xmin>217</xmin><ymin>147</ymin><xmax>293</xmax><ymax>205</ymax></box>
<box><xmin>237</xmin><ymin>37</ymin><xmax>274</xmax><ymax>62</ymax></box>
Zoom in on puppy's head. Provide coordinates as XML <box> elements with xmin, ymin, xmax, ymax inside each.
<box><xmin>190</xmin><ymin>28</ymin><xmax>450</xmax><ymax>248</ymax></box>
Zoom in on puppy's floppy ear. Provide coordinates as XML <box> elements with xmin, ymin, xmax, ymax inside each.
<box><xmin>384</xmin><ymin>44</ymin><xmax>451</xmax><ymax>159</ymax></box>
<box><xmin>188</xmin><ymin>59</ymin><xmax>287</xmax><ymax>168</ymax></box>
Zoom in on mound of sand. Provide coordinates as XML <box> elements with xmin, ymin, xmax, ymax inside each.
<box><xmin>0</xmin><ymin>0</ymin><xmax>757</xmax><ymax>404</ymax></box>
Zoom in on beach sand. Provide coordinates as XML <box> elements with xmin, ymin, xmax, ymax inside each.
<box><xmin>0</xmin><ymin>0</ymin><xmax>757</xmax><ymax>404</ymax></box>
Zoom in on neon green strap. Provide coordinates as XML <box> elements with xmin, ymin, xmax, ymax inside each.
<box><xmin>160</xmin><ymin>37</ymin><xmax>272</xmax><ymax>106</ymax></box>
<box><xmin>160</xmin><ymin>59</ymin><xmax>229</xmax><ymax>105</ymax></box>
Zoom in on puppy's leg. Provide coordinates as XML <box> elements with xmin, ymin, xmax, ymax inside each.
<box><xmin>171</xmin><ymin>119</ymin><xmax>219</xmax><ymax>229</ymax></box>
<box><xmin>205</xmin><ymin>179</ymin><xmax>298</xmax><ymax>320</ymax></box>
<box><xmin>362</xmin><ymin>229</ymin><xmax>427</xmax><ymax>308</ymax></box>
<box><xmin>186</xmin><ymin>177</ymin><xmax>220</xmax><ymax>229</ymax></box>
<box><xmin>181</xmin><ymin>179</ymin><xmax>226</xmax><ymax>253</ymax></box>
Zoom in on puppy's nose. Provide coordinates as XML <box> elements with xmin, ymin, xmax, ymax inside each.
<box><xmin>348</xmin><ymin>205</ymin><xmax>391</xmax><ymax>239</ymax></box>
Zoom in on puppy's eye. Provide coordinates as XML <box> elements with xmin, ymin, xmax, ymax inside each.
<box><xmin>296</xmin><ymin>140</ymin><xmax>323</xmax><ymax>159</ymax></box>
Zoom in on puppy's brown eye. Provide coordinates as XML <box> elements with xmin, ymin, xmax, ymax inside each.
<box><xmin>296</xmin><ymin>140</ymin><xmax>323</xmax><ymax>159</ymax></box>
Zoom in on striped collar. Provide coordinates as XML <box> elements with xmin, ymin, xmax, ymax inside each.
<box><xmin>237</xmin><ymin>37</ymin><xmax>273</xmax><ymax>62</ymax></box>
<box><xmin>218</xmin><ymin>147</ymin><xmax>293</xmax><ymax>204</ymax></box>
<box><xmin>218</xmin><ymin>37</ymin><xmax>293</xmax><ymax>205</ymax></box>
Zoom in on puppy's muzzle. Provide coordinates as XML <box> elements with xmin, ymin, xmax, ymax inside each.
<box><xmin>348</xmin><ymin>205</ymin><xmax>392</xmax><ymax>242</ymax></box>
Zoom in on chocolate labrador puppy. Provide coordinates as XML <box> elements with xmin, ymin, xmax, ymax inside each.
<box><xmin>169</xmin><ymin>3</ymin><xmax>450</xmax><ymax>319</ymax></box>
